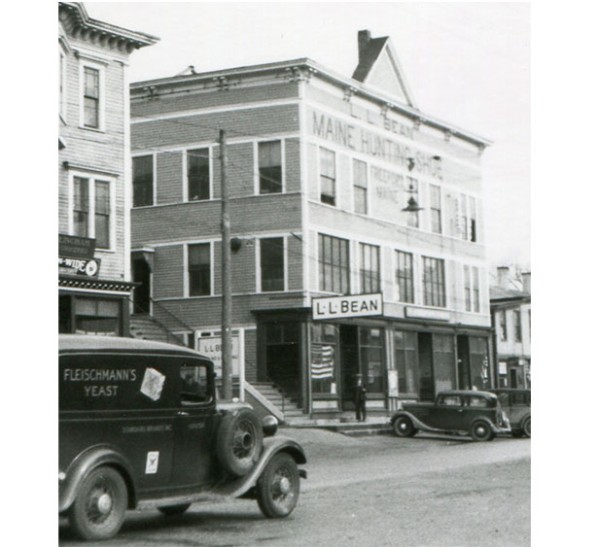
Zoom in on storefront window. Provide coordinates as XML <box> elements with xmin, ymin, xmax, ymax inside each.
<box><xmin>74</xmin><ymin>297</ymin><xmax>120</xmax><ymax>335</ymax></box>
<box><xmin>469</xmin><ymin>336</ymin><xmax>490</xmax><ymax>390</ymax></box>
<box><xmin>359</xmin><ymin>327</ymin><xmax>384</xmax><ymax>393</ymax></box>
<box><xmin>433</xmin><ymin>334</ymin><xmax>456</xmax><ymax>392</ymax></box>
<box><xmin>394</xmin><ymin>330</ymin><xmax>418</xmax><ymax>395</ymax></box>
<box><xmin>310</xmin><ymin>323</ymin><xmax>337</xmax><ymax>395</ymax></box>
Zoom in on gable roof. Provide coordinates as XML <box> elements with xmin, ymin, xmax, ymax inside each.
<box><xmin>351</xmin><ymin>30</ymin><xmax>417</xmax><ymax>107</ymax></box>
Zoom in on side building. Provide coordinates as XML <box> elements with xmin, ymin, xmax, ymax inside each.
<box><xmin>490</xmin><ymin>267</ymin><xmax>531</xmax><ymax>389</ymax></box>
<box><xmin>129</xmin><ymin>30</ymin><xmax>493</xmax><ymax>418</ymax></box>
<box><xmin>58</xmin><ymin>2</ymin><xmax>158</xmax><ymax>336</ymax></box>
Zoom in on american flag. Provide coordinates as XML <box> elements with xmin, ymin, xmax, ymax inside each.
<box><xmin>311</xmin><ymin>344</ymin><xmax>334</xmax><ymax>379</ymax></box>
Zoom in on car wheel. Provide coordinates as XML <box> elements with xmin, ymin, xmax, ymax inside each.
<box><xmin>158</xmin><ymin>504</ymin><xmax>191</xmax><ymax>516</ymax></box>
<box><xmin>256</xmin><ymin>453</ymin><xmax>300</xmax><ymax>518</ymax></box>
<box><xmin>217</xmin><ymin>408</ymin><xmax>263</xmax><ymax>477</ymax></box>
<box><xmin>392</xmin><ymin>416</ymin><xmax>416</xmax><ymax>437</ymax></box>
<box><xmin>67</xmin><ymin>466</ymin><xmax>128</xmax><ymax>541</ymax></box>
<box><xmin>470</xmin><ymin>420</ymin><xmax>494</xmax><ymax>442</ymax></box>
<box><xmin>522</xmin><ymin>416</ymin><xmax>531</xmax><ymax>438</ymax></box>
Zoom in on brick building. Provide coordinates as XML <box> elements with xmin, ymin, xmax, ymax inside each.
<box><xmin>58</xmin><ymin>2</ymin><xmax>157</xmax><ymax>336</ymax></box>
<box><xmin>130</xmin><ymin>31</ymin><xmax>492</xmax><ymax>418</ymax></box>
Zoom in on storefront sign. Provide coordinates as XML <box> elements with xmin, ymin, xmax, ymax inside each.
<box><xmin>59</xmin><ymin>257</ymin><xmax>100</xmax><ymax>277</ymax></box>
<box><xmin>312</xmin><ymin>293</ymin><xmax>383</xmax><ymax>320</ymax></box>
<box><xmin>197</xmin><ymin>333</ymin><xmax>240</xmax><ymax>378</ymax></box>
<box><xmin>404</xmin><ymin>306</ymin><xmax>450</xmax><ymax>321</ymax></box>
<box><xmin>59</xmin><ymin>234</ymin><xmax>96</xmax><ymax>259</ymax></box>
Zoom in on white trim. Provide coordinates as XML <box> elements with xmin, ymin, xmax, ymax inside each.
<box><xmin>183</xmin><ymin>146</ymin><xmax>213</xmax><ymax>202</ymax></box>
<box><xmin>79</xmin><ymin>59</ymin><xmax>106</xmax><ymax>132</ymax></box>
<box><xmin>131</xmin><ymin>98</ymin><xmax>302</xmax><ymax>124</ymax></box>
<box><xmin>254</xmin><ymin>138</ymin><xmax>286</xmax><ymax>195</ymax></box>
<box><xmin>184</xmin><ymin>241</ymin><xmax>214</xmax><ymax>298</ymax></box>
<box><xmin>131</xmin><ymin>152</ymin><xmax>156</xmax><ymax>208</ymax></box>
<box><xmin>256</xmin><ymin>236</ymin><xmax>288</xmax><ymax>293</ymax></box>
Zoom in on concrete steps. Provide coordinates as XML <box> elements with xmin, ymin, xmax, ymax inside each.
<box><xmin>130</xmin><ymin>315</ymin><xmax>185</xmax><ymax>346</ymax></box>
<box><xmin>251</xmin><ymin>382</ymin><xmax>306</xmax><ymax>420</ymax></box>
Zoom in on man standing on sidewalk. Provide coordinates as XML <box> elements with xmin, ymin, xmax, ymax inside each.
<box><xmin>354</xmin><ymin>375</ymin><xmax>367</xmax><ymax>422</ymax></box>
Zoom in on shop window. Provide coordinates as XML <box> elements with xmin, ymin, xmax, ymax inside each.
<box><xmin>422</xmin><ymin>256</ymin><xmax>446</xmax><ymax>308</ymax></box>
<box><xmin>353</xmin><ymin>159</ymin><xmax>368</xmax><ymax>214</ymax></box>
<box><xmin>394</xmin><ymin>330</ymin><xmax>418</xmax><ymax>395</ymax></box>
<box><xmin>469</xmin><ymin>336</ymin><xmax>490</xmax><ymax>390</ymax></box>
<box><xmin>429</xmin><ymin>184</ymin><xmax>442</xmax><ymax>234</ymax></box>
<box><xmin>320</xmin><ymin>148</ymin><xmax>336</xmax><ymax>206</ymax></box>
<box><xmin>72</xmin><ymin>175</ymin><xmax>112</xmax><ymax>250</ymax></box>
<box><xmin>188</xmin><ymin>243</ymin><xmax>211</xmax><ymax>296</ymax></box>
<box><xmin>433</xmin><ymin>334</ymin><xmax>456</xmax><ymax>393</ymax></box>
<box><xmin>187</xmin><ymin>148</ymin><xmax>210</xmax><ymax>201</ymax></box>
<box><xmin>514</xmin><ymin>310</ymin><xmax>522</xmax><ymax>342</ymax></box>
<box><xmin>133</xmin><ymin>155</ymin><xmax>154</xmax><ymax>207</ymax></box>
<box><xmin>260</xmin><ymin>237</ymin><xmax>284</xmax><ymax>292</ymax></box>
<box><xmin>74</xmin><ymin>297</ymin><xmax>121</xmax><ymax>336</ymax></box>
<box><xmin>395</xmin><ymin>250</ymin><xmax>414</xmax><ymax>303</ymax></box>
<box><xmin>359</xmin><ymin>327</ymin><xmax>384</xmax><ymax>393</ymax></box>
<box><xmin>359</xmin><ymin>243</ymin><xmax>380</xmax><ymax>293</ymax></box>
<box><xmin>310</xmin><ymin>323</ymin><xmax>337</xmax><ymax>395</ymax></box>
<box><xmin>318</xmin><ymin>234</ymin><xmax>349</xmax><ymax>294</ymax></box>
<box><xmin>258</xmin><ymin>141</ymin><xmax>282</xmax><ymax>194</ymax></box>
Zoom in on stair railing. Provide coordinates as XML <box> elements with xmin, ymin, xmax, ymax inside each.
<box><xmin>129</xmin><ymin>297</ymin><xmax>195</xmax><ymax>347</ymax></box>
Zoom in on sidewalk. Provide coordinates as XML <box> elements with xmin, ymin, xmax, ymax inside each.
<box><xmin>282</xmin><ymin>414</ymin><xmax>392</xmax><ymax>437</ymax></box>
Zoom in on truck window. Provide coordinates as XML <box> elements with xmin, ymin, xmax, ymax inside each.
<box><xmin>180</xmin><ymin>364</ymin><xmax>210</xmax><ymax>403</ymax></box>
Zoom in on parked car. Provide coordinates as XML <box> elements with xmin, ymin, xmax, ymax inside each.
<box><xmin>59</xmin><ymin>335</ymin><xmax>307</xmax><ymax>541</ymax></box>
<box><xmin>491</xmin><ymin>388</ymin><xmax>531</xmax><ymax>438</ymax></box>
<box><xmin>390</xmin><ymin>390</ymin><xmax>511</xmax><ymax>442</ymax></box>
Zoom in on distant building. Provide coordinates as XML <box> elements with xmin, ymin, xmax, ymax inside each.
<box><xmin>58</xmin><ymin>3</ymin><xmax>158</xmax><ymax>335</ymax></box>
<box><xmin>490</xmin><ymin>267</ymin><xmax>531</xmax><ymax>388</ymax></box>
<box><xmin>129</xmin><ymin>30</ymin><xmax>492</xmax><ymax>418</ymax></box>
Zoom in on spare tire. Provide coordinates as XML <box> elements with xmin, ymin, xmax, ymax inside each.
<box><xmin>216</xmin><ymin>408</ymin><xmax>263</xmax><ymax>476</ymax></box>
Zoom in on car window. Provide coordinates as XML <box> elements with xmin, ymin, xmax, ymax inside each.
<box><xmin>467</xmin><ymin>396</ymin><xmax>488</xmax><ymax>407</ymax></box>
<box><xmin>439</xmin><ymin>395</ymin><xmax>462</xmax><ymax>406</ymax></box>
<box><xmin>180</xmin><ymin>364</ymin><xmax>210</xmax><ymax>403</ymax></box>
<box><xmin>513</xmin><ymin>392</ymin><xmax>528</xmax><ymax>405</ymax></box>
<box><xmin>497</xmin><ymin>392</ymin><xmax>510</xmax><ymax>407</ymax></box>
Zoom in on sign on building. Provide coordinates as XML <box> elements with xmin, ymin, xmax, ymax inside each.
<box><xmin>312</xmin><ymin>293</ymin><xmax>383</xmax><ymax>320</ymax></box>
<box><xmin>196</xmin><ymin>332</ymin><xmax>240</xmax><ymax>378</ymax></box>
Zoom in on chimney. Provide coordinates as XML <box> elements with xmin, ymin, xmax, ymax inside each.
<box><xmin>521</xmin><ymin>272</ymin><xmax>531</xmax><ymax>294</ymax></box>
<box><xmin>358</xmin><ymin>30</ymin><xmax>372</xmax><ymax>63</ymax></box>
<box><xmin>497</xmin><ymin>266</ymin><xmax>510</xmax><ymax>289</ymax></box>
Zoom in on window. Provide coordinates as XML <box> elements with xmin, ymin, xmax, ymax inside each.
<box><xmin>359</xmin><ymin>243</ymin><xmax>380</xmax><ymax>293</ymax></box>
<box><xmin>422</xmin><ymin>256</ymin><xmax>446</xmax><ymax>307</ymax></box>
<box><xmin>311</xmin><ymin>323</ymin><xmax>337</xmax><ymax>394</ymax></box>
<box><xmin>514</xmin><ymin>310</ymin><xmax>522</xmax><ymax>342</ymax></box>
<box><xmin>320</xmin><ymin>148</ymin><xmax>336</xmax><ymax>206</ymax></box>
<box><xmin>187</xmin><ymin>148</ymin><xmax>210</xmax><ymax>201</ymax></box>
<box><xmin>318</xmin><ymin>234</ymin><xmax>349</xmax><ymax>294</ymax></box>
<box><xmin>180</xmin><ymin>364</ymin><xmax>210</xmax><ymax>403</ymax></box>
<box><xmin>258</xmin><ymin>141</ymin><xmax>282</xmax><ymax>194</ymax></box>
<box><xmin>394</xmin><ymin>330</ymin><xmax>418</xmax><ymax>395</ymax></box>
<box><xmin>499</xmin><ymin>310</ymin><xmax>507</xmax><ymax>341</ymax></box>
<box><xmin>188</xmin><ymin>243</ymin><xmax>211</xmax><ymax>296</ymax></box>
<box><xmin>440</xmin><ymin>395</ymin><xmax>462</xmax><ymax>406</ymax></box>
<box><xmin>260</xmin><ymin>237</ymin><xmax>285</xmax><ymax>292</ymax></box>
<box><xmin>464</xmin><ymin>265</ymin><xmax>472</xmax><ymax>311</ymax></box>
<box><xmin>74</xmin><ymin>298</ymin><xmax>121</xmax><ymax>336</ymax></box>
<box><xmin>132</xmin><ymin>156</ymin><xmax>154</xmax><ymax>207</ymax></box>
<box><xmin>472</xmin><ymin>268</ymin><xmax>480</xmax><ymax>312</ymax></box>
<box><xmin>395</xmin><ymin>251</ymin><xmax>414</xmax><ymax>303</ymax></box>
<box><xmin>359</xmin><ymin>327</ymin><xmax>385</xmax><ymax>393</ymax></box>
<box><xmin>464</xmin><ymin>266</ymin><xmax>481</xmax><ymax>313</ymax></box>
<box><xmin>353</xmin><ymin>159</ymin><xmax>368</xmax><ymax>214</ymax></box>
<box><xmin>406</xmin><ymin>177</ymin><xmax>420</xmax><ymax>228</ymax></box>
<box><xmin>83</xmin><ymin>66</ymin><xmax>100</xmax><ymax>129</ymax></box>
<box><xmin>467</xmin><ymin>395</ymin><xmax>488</xmax><ymax>408</ymax></box>
<box><xmin>459</xmin><ymin>194</ymin><xmax>468</xmax><ymax>240</ymax></box>
<box><xmin>469</xmin><ymin>196</ymin><xmax>478</xmax><ymax>242</ymax></box>
<box><xmin>72</xmin><ymin>175</ymin><xmax>112</xmax><ymax>249</ymax></box>
<box><xmin>430</xmin><ymin>184</ymin><xmax>442</xmax><ymax>233</ymax></box>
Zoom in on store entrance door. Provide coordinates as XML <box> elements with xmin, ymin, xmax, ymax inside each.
<box><xmin>418</xmin><ymin>333</ymin><xmax>435</xmax><ymax>401</ymax></box>
<box><xmin>457</xmin><ymin>335</ymin><xmax>471</xmax><ymax>389</ymax></box>
<box><xmin>340</xmin><ymin>325</ymin><xmax>359</xmax><ymax>410</ymax></box>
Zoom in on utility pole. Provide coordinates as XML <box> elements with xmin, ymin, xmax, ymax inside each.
<box><xmin>220</xmin><ymin>129</ymin><xmax>233</xmax><ymax>400</ymax></box>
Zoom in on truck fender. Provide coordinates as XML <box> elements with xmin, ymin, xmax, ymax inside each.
<box><xmin>209</xmin><ymin>436</ymin><xmax>307</xmax><ymax>499</ymax></box>
<box><xmin>59</xmin><ymin>445</ymin><xmax>137</xmax><ymax>513</ymax></box>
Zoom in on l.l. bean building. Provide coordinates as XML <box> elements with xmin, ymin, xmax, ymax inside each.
<box><xmin>129</xmin><ymin>30</ymin><xmax>492</xmax><ymax>418</ymax></box>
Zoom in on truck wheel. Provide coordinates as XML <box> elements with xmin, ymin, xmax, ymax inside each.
<box><xmin>392</xmin><ymin>416</ymin><xmax>416</xmax><ymax>437</ymax></box>
<box><xmin>68</xmin><ymin>466</ymin><xmax>128</xmax><ymax>541</ymax></box>
<box><xmin>158</xmin><ymin>503</ymin><xmax>191</xmax><ymax>516</ymax></box>
<box><xmin>522</xmin><ymin>417</ymin><xmax>531</xmax><ymax>438</ymax></box>
<box><xmin>217</xmin><ymin>408</ymin><xmax>263</xmax><ymax>477</ymax></box>
<box><xmin>470</xmin><ymin>420</ymin><xmax>493</xmax><ymax>442</ymax></box>
<box><xmin>256</xmin><ymin>453</ymin><xmax>300</xmax><ymax>518</ymax></box>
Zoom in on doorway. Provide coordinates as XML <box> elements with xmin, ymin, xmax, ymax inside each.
<box><xmin>132</xmin><ymin>257</ymin><xmax>151</xmax><ymax>314</ymax></box>
<box><xmin>417</xmin><ymin>333</ymin><xmax>434</xmax><ymax>401</ymax></box>
<box><xmin>457</xmin><ymin>335</ymin><xmax>471</xmax><ymax>389</ymax></box>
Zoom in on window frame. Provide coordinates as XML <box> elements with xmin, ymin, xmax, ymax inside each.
<box><xmin>79</xmin><ymin>60</ymin><xmax>105</xmax><ymax>131</ymax></box>
<box><xmin>514</xmin><ymin>309</ymin><xmax>522</xmax><ymax>342</ymax></box>
<box><xmin>429</xmin><ymin>183</ymin><xmax>442</xmax><ymax>234</ymax></box>
<box><xmin>185</xmin><ymin>146</ymin><xmax>212</xmax><ymax>202</ymax></box>
<box><xmin>186</xmin><ymin>242</ymin><xmax>213</xmax><ymax>297</ymax></box>
<box><xmin>132</xmin><ymin>154</ymin><xmax>155</xmax><ymax>208</ymax></box>
<box><xmin>256</xmin><ymin>139</ymin><xmax>285</xmax><ymax>195</ymax></box>
<box><xmin>318</xmin><ymin>233</ymin><xmax>350</xmax><ymax>294</ymax></box>
<box><xmin>499</xmin><ymin>310</ymin><xmax>508</xmax><ymax>341</ymax></box>
<box><xmin>422</xmin><ymin>256</ymin><xmax>446</xmax><ymax>308</ymax></box>
<box><xmin>359</xmin><ymin>242</ymin><xmax>380</xmax><ymax>294</ymax></box>
<box><xmin>319</xmin><ymin>147</ymin><xmax>336</xmax><ymax>206</ymax></box>
<box><xmin>68</xmin><ymin>171</ymin><xmax>115</xmax><ymax>251</ymax></box>
<box><xmin>395</xmin><ymin>250</ymin><xmax>414</xmax><ymax>303</ymax></box>
<box><xmin>258</xmin><ymin>236</ymin><xmax>287</xmax><ymax>292</ymax></box>
<box><xmin>352</xmin><ymin>159</ymin><xmax>368</xmax><ymax>215</ymax></box>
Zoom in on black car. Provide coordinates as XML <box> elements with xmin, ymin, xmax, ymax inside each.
<box><xmin>491</xmin><ymin>389</ymin><xmax>531</xmax><ymax>438</ymax></box>
<box><xmin>390</xmin><ymin>390</ymin><xmax>511</xmax><ymax>441</ymax></box>
<box><xmin>59</xmin><ymin>335</ymin><xmax>307</xmax><ymax>541</ymax></box>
